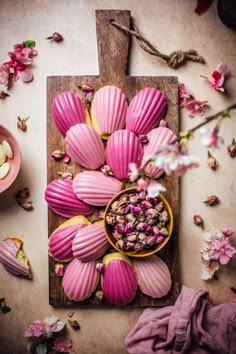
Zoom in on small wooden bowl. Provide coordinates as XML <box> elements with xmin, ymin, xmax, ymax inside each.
<box><xmin>104</xmin><ymin>187</ymin><xmax>173</xmax><ymax>257</ymax></box>
<box><xmin>0</xmin><ymin>125</ymin><xmax>21</xmax><ymax>193</ymax></box>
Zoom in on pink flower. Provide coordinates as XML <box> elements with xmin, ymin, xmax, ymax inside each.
<box><xmin>24</xmin><ymin>328</ymin><xmax>34</xmax><ymax>337</ymax></box>
<box><xmin>211</xmin><ymin>239</ymin><xmax>236</xmax><ymax>264</ymax></box>
<box><xmin>0</xmin><ymin>65</ymin><xmax>10</xmax><ymax>86</ymax></box>
<box><xmin>137</xmin><ymin>177</ymin><xmax>149</xmax><ymax>191</ymax></box>
<box><xmin>201</xmin><ymin>261</ymin><xmax>219</xmax><ymax>280</ymax></box>
<box><xmin>185</xmin><ymin>99</ymin><xmax>208</xmax><ymax>118</ymax></box>
<box><xmin>55</xmin><ymin>263</ymin><xmax>65</xmax><ymax>277</ymax></box>
<box><xmin>53</xmin><ymin>336</ymin><xmax>74</xmax><ymax>353</ymax></box>
<box><xmin>128</xmin><ymin>163</ymin><xmax>140</xmax><ymax>182</ymax></box>
<box><xmin>199</xmin><ymin>127</ymin><xmax>224</xmax><ymax>148</ymax></box>
<box><xmin>179</xmin><ymin>83</ymin><xmax>191</xmax><ymax>107</ymax></box>
<box><xmin>147</xmin><ymin>180</ymin><xmax>166</xmax><ymax>198</ymax></box>
<box><xmin>32</xmin><ymin>320</ymin><xmax>44</xmax><ymax>337</ymax></box>
<box><xmin>221</xmin><ymin>227</ymin><xmax>233</xmax><ymax>238</ymax></box>
<box><xmin>154</xmin><ymin>144</ymin><xmax>199</xmax><ymax>176</ymax></box>
<box><xmin>201</xmin><ymin>63</ymin><xmax>228</xmax><ymax>92</ymax></box>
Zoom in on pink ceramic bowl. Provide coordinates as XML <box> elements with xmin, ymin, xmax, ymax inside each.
<box><xmin>0</xmin><ymin>125</ymin><xmax>21</xmax><ymax>193</ymax></box>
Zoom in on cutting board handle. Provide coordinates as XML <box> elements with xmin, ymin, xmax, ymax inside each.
<box><xmin>96</xmin><ymin>10</ymin><xmax>131</xmax><ymax>81</ymax></box>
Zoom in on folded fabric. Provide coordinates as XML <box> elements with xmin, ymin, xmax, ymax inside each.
<box><xmin>125</xmin><ymin>286</ymin><xmax>236</xmax><ymax>354</ymax></box>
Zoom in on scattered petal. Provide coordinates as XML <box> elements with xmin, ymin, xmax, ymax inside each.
<box><xmin>147</xmin><ymin>181</ymin><xmax>166</xmax><ymax>198</ymax></box>
<box><xmin>199</xmin><ymin>127</ymin><xmax>224</xmax><ymax>148</ymax></box>
<box><xmin>128</xmin><ymin>162</ymin><xmax>140</xmax><ymax>182</ymax></box>
<box><xmin>18</xmin><ymin>68</ymin><xmax>33</xmax><ymax>83</ymax></box>
<box><xmin>201</xmin><ymin>62</ymin><xmax>228</xmax><ymax>92</ymax></box>
<box><xmin>0</xmin><ymin>65</ymin><xmax>10</xmax><ymax>87</ymax></box>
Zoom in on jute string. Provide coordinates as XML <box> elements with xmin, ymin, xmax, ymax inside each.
<box><xmin>110</xmin><ymin>19</ymin><xmax>205</xmax><ymax>69</ymax></box>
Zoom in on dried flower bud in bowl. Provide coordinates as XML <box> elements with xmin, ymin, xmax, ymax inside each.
<box><xmin>0</xmin><ymin>125</ymin><xmax>21</xmax><ymax>193</ymax></box>
<box><xmin>104</xmin><ymin>187</ymin><xmax>173</xmax><ymax>257</ymax></box>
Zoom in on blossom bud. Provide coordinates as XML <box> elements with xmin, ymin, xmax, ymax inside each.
<box><xmin>15</xmin><ymin>187</ymin><xmax>30</xmax><ymax>199</ymax></box>
<box><xmin>78</xmin><ymin>83</ymin><xmax>94</xmax><ymax>93</ymax></box>
<box><xmin>115</xmin><ymin>224</ymin><xmax>124</xmax><ymax>234</ymax></box>
<box><xmin>203</xmin><ymin>195</ymin><xmax>220</xmax><ymax>206</ymax></box>
<box><xmin>193</xmin><ymin>214</ymin><xmax>204</xmax><ymax>227</ymax></box>
<box><xmin>159</xmin><ymin>227</ymin><xmax>168</xmax><ymax>236</ymax></box>
<box><xmin>116</xmin><ymin>215</ymin><xmax>126</xmax><ymax>224</ymax></box>
<box><xmin>126</xmin><ymin>234</ymin><xmax>137</xmax><ymax>242</ymax></box>
<box><xmin>159</xmin><ymin>119</ymin><xmax>168</xmax><ymax>128</ymax></box>
<box><xmin>51</xmin><ymin>150</ymin><xmax>65</xmax><ymax>161</ymax></box>
<box><xmin>54</xmin><ymin>263</ymin><xmax>65</xmax><ymax>277</ymax></box>
<box><xmin>18</xmin><ymin>200</ymin><xmax>34</xmax><ymax>211</ymax></box>
<box><xmin>57</xmin><ymin>171</ymin><xmax>73</xmax><ymax>179</ymax></box>
<box><xmin>145</xmin><ymin>225</ymin><xmax>153</xmax><ymax>235</ymax></box>
<box><xmin>116</xmin><ymin>239</ymin><xmax>125</xmax><ymax>250</ymax></box>
<box><xmin>68</xmin><ymin>319</ymin><xmax>80</xmax><ymax>330</ymax></box>
<box><xmin>0</xmin><ymin>91</ymin><xmax>10</xmax><ymax>99</ymax></box>
<box><xmin>156</xmin><ymin>236</ymin><xmax>165</xmax><ymax>243</ymax></box>
<box><xmin>124</xmin><ymin>222</ymin><xmax>135</xmax><ymax>233</ymax></box>
<box><xmin>95</xmin><ymin>290</ymin><xmax>104</xmax><ymax>303</ymax></box>
<box><xmin>46</xmin><ymin>32</ymin><xmax>63</xmax><ymax>42</ymax></box>
<box><xmin>207</xmin><ymin>151</ymin><xmax>217</xmax><ymax>170</ymax></box>
<box><xmin>130</xmin><ymin>205</ymin><xmax>141</xmax><ymax>215</ymax></box>
<box><xmin>160</xmin><ymin>210</ymin><xmax>169</xmax><ymax>222</ymax></box>
<box><xmin>145</xmin><ymin>236</ymin><xmax>156</xmax><ymax>246</ymax></box>
<box><xmin>136</xmin><ymin>222</ymin><xmax>148</xmax><ymax>231</ymax></box>
<box><xmin>138</xmin><ymin>134</ymin><xmax>149</xmax><ymax>144</ymax></box>
<box><xmin>145</xmin><ymin>208</ymin><xmax>158</xmax><ymax>218</ymax></box>
<box><xmin>227</xmin><ymin>138</ymin><xmax>236</xmax><ymax>158</ymax></box>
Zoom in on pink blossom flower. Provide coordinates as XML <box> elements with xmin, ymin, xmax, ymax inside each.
<box><xmin>211</xmin><ymin>239</ymin><xmax>236</xmax><ymax>264</ymax></box>
<box><xmin>32</xmin><ymin>320</ymin><xmax>44</xmax><ymax>337</ymax></box>
<box><xmin>55</xmin><ymin>263</ymin><xmax>65</xmax><ymax>277</ymax></box>
<box><xmin>201</xmin><ymin>63</ymin><xmax>228</xmax><ymax>92</ymax></box>
<box><xmin>147</xmin><ymin>180</ymin><xmax>166</xmax><ymax>198</ymax></box>
<box><xmin>0</xmin><ymin>65</ymin><xmax>10</xmax><ymax>86</ymax></box>
<box><xmin>179</xmin><ymin>83</ymin><xmax>191</xmax><ymax>107</ymax></box>
<box><xmin>221</xmin><ymin>227</ymin><xmax>233</xmax><ymax>238</ymax></box>
<box><xmin>137</xmin><ymin>177</ymin><xmax>149</xmax><ymax>191</ymax></box>
<box><xmin>185</xmin><ymin>98</ymin><xmax>208</xmax><ymax>118</ymax></box>
<box><xmin>128</xmin><ymin>163</ymin><xmax>140</xmax><ymax>182</ymax></box>
<box><xmin>199</xmin><ymin>127</ymin><xmax>224</xmax><ymax>148</ymax></box>
<box><xmin>154</xmin><ymin>144</ymin><xmax>199</xmax><ymax>176</ymax></box>
<box><xmin>201</xmin><ymin>261</ymin><xmax>219</xmax><ymax>280</ymax></box>
<box><xmin>53</xmin><ymin>336</ymin><xmax>74</xmax><ymax>353</ymax></box>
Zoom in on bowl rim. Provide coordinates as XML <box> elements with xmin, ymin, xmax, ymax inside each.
<box><xmin>103</xmin><ymin>186</ymin><xmax>174</xmax><ymax>257</ymax></box>
<box><xmin>0</xmin><ymin>124</ymin><xmax>21</xmax><ymax>193</ymax></box>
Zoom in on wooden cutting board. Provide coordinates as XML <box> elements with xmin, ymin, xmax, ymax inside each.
<box><xmin>47</xmin><ymin>10</ymin><xmax>180</xmax><ymax>307</ymax></box>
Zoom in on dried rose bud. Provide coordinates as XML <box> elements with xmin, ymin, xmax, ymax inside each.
<box><xmin>46</xmin><ymin>32</ymin><xmax>63</xmax><ymax>42</ymax></box>
<box><xmin>15</xmin><ymin>187</ymin><xmax>30</xmax><ymax>199</ymax></box>
<box><xmin>116</xmin><ymin>215</ymin><xmax>126</xmax><ymax>224</ymax></box>
<box><xmin>78</xmin><ymin>83</ymin><xmax>94</xmax><ymax>93</ymax></box>
<box><xmin>125</xmin><ymin>241</ymin><xmax>135</xmax><ymax>250</ymax></box>
<box><xmin>193</xmin><ymin>214</ymin><xmax>204</xmax><ymax>227</ymax></box>
<box><xmin>17</xmin><ymin>116</ymin><xmax>29</xmax><ymax>132</ymax></box>
<box><xmin>130</xmin><ymin>194</ymin><xmax>139</xmax><ymax>204</ymax></box>
<box><xmin>159</xmin><ymin>119</ymin><xmax>168</xmax><ymax>128</ymax></box>
<box><xmin>126</xmin><ymin>234</ymin><xmax>137</xmax><ymax>242</ymax></box>
<box><xmin>160</xmin><ymin>210</ymin><xmax>169</xmax><ymax>222</ymax></box>
<box><xmin>153</xmin><ymin>226</ymin><xmax>160</xmax><ymax>236</ymax></box>
<box><xmin>139</xmin><ymin>190</ymin><xmax>147</xmax><ymax>200</ymax></box>
<box><xmin>101</xmin><ymin>164</ymin><xmax>113</xmax><ymax>176</ymax></box>
<box><xmin>145</xmin><ymin>225</ymin><xmax>153</xmax><ymax>235</ymax></box>
<box><xmin>68</xmin><ymin>319</ymin><xmax>80</xmax><ymax>330</ymax></box>
<box><xmin>203</xmin><ymin>195</ymin><xmax>220</xmax><ymax>206</ymax></box>
<box><xmin>155</xmin><ymin>202</ymin><xmax>164</xmax><ymax>212</ymax></box>
<box><xmin>227</xmin><ymin>138</ymin><xmax>236</xmax><ymax>158</ymax></box>
<box><xmin>120</xmin><ymin>194</ymin><xmax>129</xmax><ymax>202</ymax></box>
<box><xmin>54</xmin><ymin>263</ymin><xmax>65</xmax><ymax>277</ymax></box>
<box><xmin>51</xmin><ymin>150</ymin><xmax>65</xmax><ymax>161</ymax></box>
<box><xmin>0</xmin><ymin>91</ymin><xmax>10</xmax><ymax>99</ymax></box>
<box><xmin>138</xmin><ymin>134</ymin><xmax>149</xmax><ymax>144</ymax></box>
<box><xmin>96</xmin><ymin>263</ymin><xmax>104</xmax><ymax>273</ymax></box>
<box><xmin>145</xmin><ymin>208</ymin><xmax>158</xmax><ymax>218</ymax></box>
<box><xmin>117</xmin><ymin>204</ymin><xmax>130</xmax><ymax>214</ymax></box>
<box><xmin>115</xmin><ymin>224</ymin><xmax>125</xmax><ymax>233</ymax></box>
<box><xmin>124</xmin><ymin>223</ymin><xmax>135</xmax><ymax>233</ymax></box>
<box><xmin>134</xmin><ymin>243</ymin><xmax>144</xmax><ymax>252</ymax></box>
<box><xmin>145</xmin><ymin>236</ymin><xmax>156</xmax><ymax>246</ymax></box>
<box><xmin>138</xmin><ymin>232</ymin><xmax>146</xmax><ymax>241</ymax></box>
<box><xmin>97</xmin><ymin>209</ymin><xmax>105</xmax><ymax>219</ymax></box>
<box><xmin>148</xmin><ymin>217</ymin><xmax>158</xmax><ymax>225</ymax></box>
<box><xmin>111</xmin><ymin>200</ymin><xmax>120</xmax><ymax>211</ymax></box>
<box><xmin>136</xmin><ymin>222</ymin><xmax>148</xmax><ymax>232</ymax></box>
<box><xmin>57</xmin><ymin>171</ymin><xmax>73</xmax><ymax>180</ymax></box>
<box><xmin>221</xmin><ymin>227</ymin><xmax>233</xmax><ymax>237</ymax></box>
<box><xmin>159</xmin><ymin>227</ymin><xmax>168</xmax><ymax>236</ymax></box>
<box><xmin>18</xmin><ymin>200</ymin><xmax>34</xmax><ymax>211</ymax></box>
<box><xmin>125</xmin><ymin>213</ymin><xmax>137</xmax><ymax>224</ymax></box>
<box><xmin>105</xmin><ymin>214</ymin><xmax>116</xmax><ymax>225</ymax></box>
<box><xmin>140</xmin><ymin>200</ymin><xmax>153</xmax><ymax>210</ymax></box>
<box><xmin>95</xmin><ymin>290</ymin><xmax>104</xmax><ymax>303</ymax></box>
<box><xmin>156</xmin><ymin>236</ymin><xmax>165</xmax><ymax>243</ymax></box>
<box><xmin>130</xmin><ymin>205</ymin><xmax>142</xmax><ymax>215</ymax></box>
<box><xmin>62</xmin><ymin>153</ymin><xmax>70</xmax><ymax>163</ymax></box>
<box><xmin>207</xmin><ymin>151</ymin><xmax>218</xmax><ymax>170</ymax></box>
<box><xmin>116</xmin><ymin>239</ymin><xmax>125</xmax><ymax>250</ymax></box>
<box><xmin>112</xmin><ymin>231</ymin><xmax>122</xmax><ymax>240</ymax></box>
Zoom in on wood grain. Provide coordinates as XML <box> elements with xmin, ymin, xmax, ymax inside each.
<box><xmin>47</xmin><ymin>10</ymin><xmax>180</xmax><ymax>307</ymax></box>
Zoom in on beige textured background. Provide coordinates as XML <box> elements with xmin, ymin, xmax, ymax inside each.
<box><xmin>0</xmin><ymin>1</ymin><xmax>236</xmax><ymax>353</ymax></box>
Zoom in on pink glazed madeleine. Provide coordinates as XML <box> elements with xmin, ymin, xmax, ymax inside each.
<box><xmin>91</xmin><ymin>85</ymin><xmax>128</xmax><ymax>137</ymax></box>
<box><xmin>106</xmin><ymin>130</ymin><xmax>143</xmax><ymax>181</ymax></box>
<box><xmin>45</xmin><ymin>178</ymin><xmax>94</xmax><ymax>218</ymax></box>
<box><xmin>126</xmin><ymin>88</ymin><xmax>167</xmax><ymax>135</ymax></box>
<box><xmin>62</xmin><ymin>258</ymin><xmax>99</xmax><ymax>301</ymax></box>
<box><xmin>52</xmin><ymin>91</ymin><xmax>86</xmax><ymax>136</ymax></box>
<box><xmin>73</xmin><ymin>171</ymin><xmax>123</xmax><ymax>206</ymax></box>
<box><xmin>65</xmin><ymin>123</ymin><xmax>105</xmax><ymax>169</ymax></box>
<box><xmin>142</xmin><ymin>127</ymin><xmax>177</xmax><ymax>178</ymax></box>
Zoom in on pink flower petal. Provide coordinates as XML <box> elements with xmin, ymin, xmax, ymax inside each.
<box><xmin>216</xmin><ymin>63</ymin><xmax>228</xmax><ymax>76</ymax></box>
<box><xmin>19</xmin><ymin>68</ymin><xmax>33</xmax><ymax>82</ymax></box>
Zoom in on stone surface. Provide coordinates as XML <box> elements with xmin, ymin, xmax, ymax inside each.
<box><xmin>0</xmin><ymin>1</ymin><xmax>236</xmax><ymax>353</ymax></box>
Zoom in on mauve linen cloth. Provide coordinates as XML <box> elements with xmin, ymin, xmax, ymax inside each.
<box><xmin>125</xmin><ymin>286</ymin><xmax>236</xmax><ymax>354</ymax></box>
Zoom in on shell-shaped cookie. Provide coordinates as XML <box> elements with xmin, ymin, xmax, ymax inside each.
<box><xmin>101</xmin><ymin>253</ymin><xmax>137</xmax><ymax>306</ymax></box>
<box><xmin>0</xmin><ymin>238</ymin><xmax>32</xmax><ymax>279</ymax></box>
<box><xmin>142</xmin><ymin>127</ymin><xmax>177</xmax><ymax>178</ymax></box>
<box><xmin>132</xmin><ymin>255</ymin><xmax>172</xmax><ymax>298</ymax></box>
<box><xmin>48</xmin><ymin>223</ymin><xmax>88</xmax><ymax>262</ymax></box>
<box><xmin>126</xmin><ymin>88</ymin><xmax>167</xmax><ymax>135</ymax></box>
<box><xmin>45</xmin><ymin>178</ymin><xmax>94</xmax><ymax>218</ymax></box>
<box><xmin>52</xmin><ymin>91</ymin><xmax>86</xmax><ymax>136</ymax></box>
<box><xmin>91</xmin><ymin>86</ymin><xmax>128</xmax><ymax>137</ymax></box>
<box><xmin>62</xmin><ymin>258</ymin><xmax>99</xmax><ymax>301</ymax></box>
<box><xmin>65</xmin><ymin>123</ymin><xmax>105</xmax><ymax>169</ymax></box>
<box><xmin>72</xmin><ymin>223</ymin><xmax>110</xmax><ymax>261</ymax></box>
<box><xmin>106</xmin><ymin>130</ymin><xmax>143</xmax><ymax>181</ymax></box>
<box><xmin>73</xmin><ymin>171</ymin><xmax>123</xmax><ymax>206</ymax></box>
